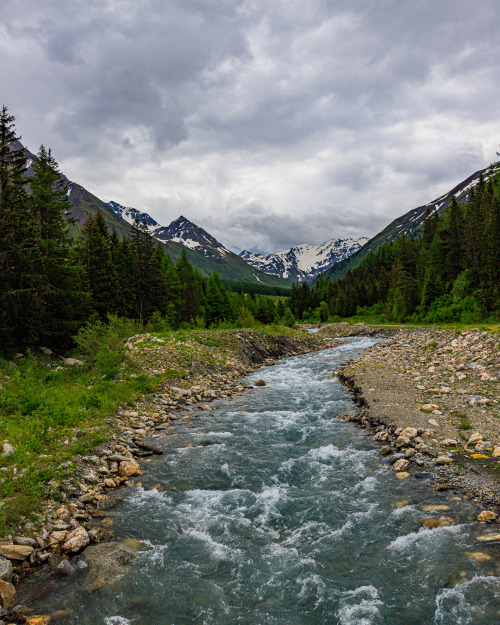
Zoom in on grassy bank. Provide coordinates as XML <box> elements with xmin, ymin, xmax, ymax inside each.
<box><xmin>0</xmin><ymin>321</ymin><xmax>310</xmax><ymax>536</ymax></box>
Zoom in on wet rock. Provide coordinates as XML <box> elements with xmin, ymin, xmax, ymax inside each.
<box><xmin>477</xmin><ymin>511</ymin><xmax>498</xmax><ymax>523</ymax></box>
<box><xmin>476</xmin><ymin>532</ymin><xmax>500</xmax><ymax>542</ymax></box>
<box><xmin>0</xmin><ymin>557</ymin><xmax>12</xmax><ymax>583</ymax></box>
<box><xmin>388</xmin><ymin>453</ymin><xmax>405</xmax><ymax>465</ymax></box>
<box><xmin>56</xmin><ymin>559</ymin><xmax>76</xmax><ymax>576</ymax></box>
<box><xmin>119</xmin><ymin>460</ymin><xmax>142</xmax><ymax>478</ymax></box>
<box><xmin>26</xmin><ymin>617</ymin><xmax>51</xmax><ymax>625</ymax></box>
<box><xmin>395</xmin><ymin>471</ymin><xmax>410</xmax><ymax>479</ymax></box>
<box><xmin>393</xmin><ymin>458</ymin><xmax>410</xmax><ymax>472</ymax></box>
<box><xmin>0</xmin><ymin>580</ymin><xmax>17</xmax><ymax>608</ymax></box>
<box><xmin>419</xmin><ymin>516</ymin><xmax>455</xmax><ymax>529</ymax></box>
<box><xmin>254</xmin><ymin>379</ymin><xmax>266</xmax><ymax>386</ymax></box>
<box><xmin>465</xmin><ymin>552</ymin><xmax>491</xmax><ymax>561</ymax></box>
<box><xmin>0</xmin><ymin>545</ymin><xmax>34</xmax><ymax>560</ymax></box>
<box><xmin>83</xmin><ymin>542</ymin><xmax>138</xmax><ymax>592</ymax></box>
<box><xmin>422</xmin><ymin>505</ymin><xmax>451</xmax><ymax>512</ymax></box>
<box><xmin>379</xmin><ymin>446</ymin><xmax>393</xmax><ymax>457</ymax></box>
<box><xmin>415</xmin><ymin>472</ymin><xmax>437</xmax><ymax>479</ymax></box>
<box><xmin>62</xmin><ymin>527</ymin><xmax>90</xmax><ymax>553</ymax></box>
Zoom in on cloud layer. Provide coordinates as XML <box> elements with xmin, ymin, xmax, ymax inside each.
<box><xmin>3</xmin><ymin>0</ymin><xmax>500</xmax><ymax>253</ymax></box>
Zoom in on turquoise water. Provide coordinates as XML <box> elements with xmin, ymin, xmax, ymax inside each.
<box><xmin>27</xmin><ymin>339</ymin><xmax>500</xmax><ymax>624</ymax></box>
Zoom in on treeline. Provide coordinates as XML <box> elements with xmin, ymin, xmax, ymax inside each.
<box><xmin>222</xmin><ymin>280</ymin><xmax>291</xmax><ymax>297</ymax></box>
<box><xmin>0</xmin><ymin>107</ymin><xmax>294</xmax><ymax>352</ymax></box>
<box><xmin>290</xmin><ymin>168</ymin><xmax>500</xmax><ymax>324</ymax></box>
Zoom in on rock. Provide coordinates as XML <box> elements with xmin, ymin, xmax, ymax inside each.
<box><xmin>420</xmin><ymin>516</ymin><xmax>455</xmax><ymax>529</ymax></box>
<box><xmin>39</xmin><ymin>347</ymin><xmax>53</xmax><ymax>355</ymax></box>
<box><xmin>435</xmin><ymin>456</ymin><xmax>453</xmax><ymax>465</ymax></box>
<box><xmin>62</xmin><ymin>527</ymin><xmax>90</xmax><ymax>553</ymax></box>
<box><xmin>62</xmin><ymin>358</ymin><xmax>84</xmax><ymax>366</ymax></box>
<box><xmin>477</xmin><ymin>532</ymin><xmax>500</xmax><ymax>542</ymax></box>
<box><xmin>56</xmin><ymin>559</ymin><xmax>76</xmax><ymax>576</ymax></box>
<box><xmin>395</xmin><ymin>471</ymin><xmax>410</xmax><ymax>479</ymax></box>
<box><xmin>379</xmin><ymin>446</ymin><xmax>393</xmax><ymax>457</ymax></box>
<box><xmin>388</xmin><ymin>453</ymin><xmax>405</xmax><ymax>465</ymax></box>
<box><xmin>26</xmin><ymin>617</ymin><xmax>51</xmax><ymax>625</ymax></box>
<box><xmin>373</xmin><ymin>431</ymin><xmax>389</xmax><ymax>441</ymax></box>
<box><xmin>119</xmin><ymin>460</ymin><xmax>142</xmax><ymax>478</ymax></box>
<box><xmin>0</xmin><ymin>580</ymin><xmax>16</xmax><ymax>608</ymax></box>
<box><xmin>0</xmin><ymin>544</ymin><xmax>34</xmax><ymax>560</ymax></box>
<box><xmin>441</xmin><ymin>439</ymin><xmax>458</xmax><ymax>447</ymax></box>
<box><xmin>415</xmin><ymin>472</ymin><xmax>437</xmax><ymax>479</ymax></box>
<box><xmin>83</xmin><ymin>542</ymin><xmax>138</xmax><ymax>592</ymax></box>
<box><xmin>0</xmin><ymin>557</ymin><xmax>12</xmax><ymax>582</ymax></box>
<box><xmin>393</xmin><ymin>458</ymin><xmax>410</xmax><ymax>472</ymax></box>
<box><xmin>467</xmin><ymin>432</ymin><xmax>483</xmax><ymax>446</ymax></box>
<box><xmin>428</xmin><ymin>419</ymin><xmax>439</xmax><ymax>428</ymax></box>
<box><xmin>465</xmin><ymin>551</ymin><xmax>491</xmax><ymax>561</ymax></box>
<box><xmin>396</xmin><ymin>436</ymin><xmax>410</xmax><ymax>448</ymax></box>
<box><xmin>121</xmin><ymin>538</ymin><xmax>147</xmax><ymax>551</ymax></box>
<box><xmin>49</xmin><ymin>531</ymin><xmax>68</xmax><ymax>545</ymax></box>
<box><xmin>492</xmin><ymin>447</ymin><xmax>500</xmax><ymax>458</ymax></box>
<box><xmin>13</xmin><ymin>536</ymin><xmax>38</xmax><ymax>548</ymax></box>
<box><xmin>402</xmin><ymin>427</ymin><xmax>418</xmax><ymax>439</ymax></box>
<box><xmin>254</xmin><ymin>380</ymin><xmax>266</xmax><ymax>386</ymax></box>
<box><xmin>1</xmin><ymin>443</ymin><xmax>14</xmax><ymax>456</ymax></box>
<box><xmin>421</xmin><ymin>403</ymin><xmax>439</xmax><ymax>411</ymax></box>
<box><xmin>477</xmin><ymin>511</ymin><xmax>499</xmax><ymax>523</ymax></box>
<box><xmin>475</xmin><ymin>441</ymin><xmax>493</xmax><ymax>452</ymax></box>
<box><xmin>404</xmin><ymin>448</ymin><xmax>415</xmax><ymax>458</ymax></box>
<box><xmin>422</xmin><ymin>505</ymin><xmax>450</xmax><ymax>512</ymax></box>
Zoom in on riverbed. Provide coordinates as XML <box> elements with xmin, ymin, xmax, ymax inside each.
<box><xmin>24</xmin><ymin>338</ymin><xmax>500</xmax><ymax>624</ymax></box>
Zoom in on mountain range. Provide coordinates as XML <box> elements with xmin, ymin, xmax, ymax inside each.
<box><xmin>239</xmin><ymin>238</ymin><xmax>368</xmax><ymax>283</ymax></box>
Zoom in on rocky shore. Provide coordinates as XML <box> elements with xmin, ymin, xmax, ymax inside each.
<box><xmin>322</xmin><ymin>323</ymin><xmax>500</xmax><ymax>519</ymax></box>
<box><xmin>0</xmin><ymin>330</ymin><xmax>336</xmax><ymax>623</ymax></box>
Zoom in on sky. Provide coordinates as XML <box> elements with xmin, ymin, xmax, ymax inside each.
<box><xmin>2</xmin><ymin>0</ymin><xmax>500</xmax><ymax>255</ymax></box>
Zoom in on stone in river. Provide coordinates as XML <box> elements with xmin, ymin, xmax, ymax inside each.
<box><xmin>395</xmin><ymin>471</ymin><xmax>410</xmax><ymax>479</ymax></box>
<box><xmin>419</xmin><ymin>516</ymin><xmax>455</xmax><ymax>529</ymax></box>
<box><xmin>26</xmin><ymin>618</ymin><xmax>51</xmax><ymax>625</ymax></box>
<box><xmin>465</xmin><ymin>552</ymin><xmax>491</xmax><ymax>561</ymax></box>
<box><xmin>477</xmin><ymin>511</ymin><xmax>498</xmax><ymax>523</ymax></box>
<box><xmin>0</xmin><ymin>579</ymin><xmax>17</xmax><ymax>608</ymax></box>
<box><xmin>57</xmin><ymin>559</ymin><xmax>76</xmax><ymax>576</ymax></box>
<box><xmin>477</xmin><ymin>532</ymin><xmax>500</xmax><ymax>542</ymax></box>
<box><xmin>379</xmin><ymin>446</ymin><xmax>393</xmax><ymax>457</ymax></box>
<box><xmin>0</xmin><ymin>544</ymin><xmax>34</xmax><ymax>560</ymax></box>
<box><xmin>421</xmin><ymin>505</ymin><xmax>450</xmax><ymax>512</ymax></box>
<box><xmin>83</xmin><ymin>542</ymin><xmax>138</xmax><ymax>592</ymax></box>
<box><xmin>415</xmin><ymin>472</ymin><xmax>437</xmax><ymax>480</ymax></box>
<box><xmin>254</xmin><ymin>380</ymin><xmax>266</xmax><ymax>386</ymax></box>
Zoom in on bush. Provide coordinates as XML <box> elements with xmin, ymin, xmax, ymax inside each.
<box><xmin>145</xmin><ymin>311</ymin><xmax>170</xmax><ymax>333</ymax></box>
<box><xmin>74</xmin><ymin>315</ymin><xmax>141</xmax><ymax>360</ymax></box>
<box><xmin>236</xmin><ymin>307</ymin><xmax>256</xmax><ymax>328</ymax></box>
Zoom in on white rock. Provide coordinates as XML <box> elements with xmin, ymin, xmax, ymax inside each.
<box><xmin>62</xmin><ymin>358</ymin><xmax>84</xmax><ymax>366</ymax></box>
<box><xmin>402</xmin><ymin>427</ymin><xmax>418</xmax><ymax>439</ymax></box>
<box><xmin>393</xmin><ymin>458</ymin><xmax>410</xmax><ymax>472</ymax></box>
<box><xmin>467</xmin><ymin>432</ymin><xmax>483</xmax><ymax>446</ymax></box>
<box><xmin>435</xmin><ymin>456</ymin><xmax>453</xmax><ymax>465</ymax></box>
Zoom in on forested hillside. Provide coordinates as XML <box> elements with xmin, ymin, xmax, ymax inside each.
<box><xmin>0</xmin><ymin>108</ymin><xmax>293</xmax><ymax>352</ymax></box>
<box><xmin>290</xmin><ymin>169</ymin><xmax>500</xmax><ymax>324</ymax></box>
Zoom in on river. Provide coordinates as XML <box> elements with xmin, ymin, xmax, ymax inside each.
<box><xmin>26</xmin><ymin>338</ymin><xmax>499</xmax><ymax>624</ymax></box>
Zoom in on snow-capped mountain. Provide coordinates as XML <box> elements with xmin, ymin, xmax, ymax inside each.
<box><xmin>107</xmin><ymin>201</ymin><xmax>159</xmax><ymax>230</ymax></box>
<box><xmin>152</xmin><ymin>215</ymin><xmax>231</xmax><ymax>258</ymax></box>
<box><xmin>239</xmin><ymin>238</ymin><xmax>369</xmax><ymax>283</ymax></box>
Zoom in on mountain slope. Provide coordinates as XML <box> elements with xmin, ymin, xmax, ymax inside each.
<box><xmin>240</xmin><ymin>237</ymin><xmax>368</xmax><ymax>283</ymax></box>
<box><xmin>106</xmin><ymin>206</ymin><xmax>291</xmax><ymax>286</ymax></box>
<box><xmin>317</xmin><ymin>163</ymin><xmax>499</xmax><ymax>283</ymax></box>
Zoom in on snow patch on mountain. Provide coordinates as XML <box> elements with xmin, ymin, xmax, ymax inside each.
<box><xmin>240</xmin><ymin>237</ymin><xmax>369</xmax><ymax>283</ymax></box>
<box><xmin>107</xmin><ymin>201</ymin><xmax>159</xmax><ymax>231</ymax></box>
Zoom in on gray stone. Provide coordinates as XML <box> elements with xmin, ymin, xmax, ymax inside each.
<box><xmin>13</xmin><ymin>536</ymin><xmax>37</xmax><ymax>548</ymax></box>
<box><xmin>83</xmin><ymin>542</ymin><xmax>138</xmax><ymax>592</ymax></box>
<box><xmin>0</xmin><ymin>557</ymin><xmax>12</xmax><ymax>583</ymax></box>
<box><xmin>388</xmin><ymin>453</ymin><xmax>405</xmax><ymax>465</ymax></box>
<box><xmin>56</xmin><ymin>559</ymin><xmax>76</xmax><ymax>576</ymax></box>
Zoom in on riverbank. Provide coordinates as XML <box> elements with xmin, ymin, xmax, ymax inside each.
<box><xmin>320</xmin><ymin>322</ymin><xmax>500</xmax><ymax>514</ymax></box>
<box><xmin>0</xmin><ymin>327</ymin><xmax>337</xmax><ymax>618</ymax></box>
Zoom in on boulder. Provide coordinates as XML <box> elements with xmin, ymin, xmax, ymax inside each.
<box><xmin>0</xmin><ymin>580</ymin><xmax>17</xmax><ymax>608</ymax></box>
<box><xmin>119</xmin><ymin>460</ymin><xmax>141</xmax><ymax>478</ymax></box>
<box><xmin>379</xmin><ymin>446</ymin><xmax>393</xmax><ymax>457</ymax></box>
<box><xmin>492</xmin><ymin>447</ymin><xmax>500</xmax><ymax>458</ymax></box>
<box><xmin>441</xmin><ymin>439</ymin><xmax>458</xmax><ymax>447</ymax></box>
<box><xmin>254</xmin><ymin>380</ymin><xmax>266</xmax><ymax>387</ymax></box>
<box><xmin>477</xmin><ymin>511</ymin><xmax>498</xmax><ymax>523</ymax></box>
<box><xmin>62</xmin><ymin>527</ymin><xmax>90</xmax><ymax>553</ymax></box>
<box><xmin>13</xmin><ymin>536</ymin><xmax>38</xmax><ymax>548</ymax></box>
<box><xmin>477</xmin><ymin>532</ymin><xmax>500</xmax><ymax>542</ymax></box>
<box><xmin>83</xmin><ymin>542</ymin><xmax>138</xmax><ymax>592</ymax></box>
<box><xmin>0</xmin><ymin>544</ymin><xmax>34</xmax><ymax>560</ymax></box>
<box><xmin>56</xmin><ymin>559</ymin><xmax>76</xmax><ymax>576</ymax></box>
<box><xmin>62</xmin><ymin>358</ymin><xmax>84</xmax><ymax>366</ymax></box>
<box><xmin>396</xmin><ymin>436</ymin><xmax>411</xmax><ymax>448</ymax></box>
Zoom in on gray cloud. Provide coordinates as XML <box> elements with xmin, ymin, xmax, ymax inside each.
<box><xmin>2</xmin><ymin>0</ymin><xmax>500</xmax><ymax>253</ymax></box>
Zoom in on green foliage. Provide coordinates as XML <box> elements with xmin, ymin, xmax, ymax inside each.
<box><xmin>74</xmin><ymin>315</ymin><xmax>141</xmax><ymax>360</ymax></box>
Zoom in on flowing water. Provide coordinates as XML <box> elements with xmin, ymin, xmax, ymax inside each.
<box><xmin>26</xmin><ymin>338</ymin><xmax>499</xmax><ymax>624</ymax></box>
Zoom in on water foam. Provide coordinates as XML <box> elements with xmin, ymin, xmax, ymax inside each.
<box><xmin>104</xmin><ymin>618</ymin><xmax>132</xmax><ymax>625</ymax></box>
<box><xmin>433</xmin><ymin>575</ymin><xmax>500</xmax><ymax>625</ymax></box>
<box><xmin>388</xmin><ymin>523</ymin><xmax>466</xmax><ymax>551</ymax></box>
<box><xmin>336</xmin><ymin>585</ymin><xmax>383</xmax><ymax>625</ymax></box>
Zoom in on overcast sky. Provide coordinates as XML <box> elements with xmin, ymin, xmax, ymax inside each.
<box><xmin>2</xmin><ymin>0</ymin><xmax>499</xmax><ymax>254</ymax></box>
